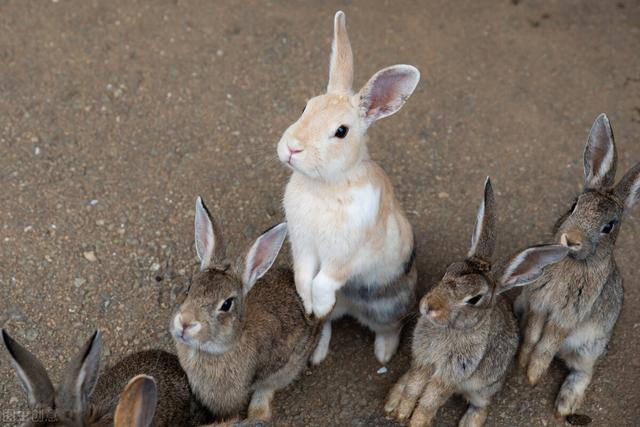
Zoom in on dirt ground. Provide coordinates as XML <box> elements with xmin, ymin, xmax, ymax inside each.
<box><xmin>1</xmin><ymin>0</ymin><xmax>639</xmax><ymax>426</ymax></box>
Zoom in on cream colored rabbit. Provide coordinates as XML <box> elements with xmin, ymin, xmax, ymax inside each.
<box><xmin>276</xmin><ymin>11</ymin><xmax>420</xmax><ymax>364</ymax></box>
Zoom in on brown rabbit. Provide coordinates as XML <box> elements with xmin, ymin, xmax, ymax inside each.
<box><xmin>170</xmin><ymin>197</ymin><xmax>320</xmax><ymax>424</ymax></box>
<box><xmin>1</xmin><ymin>329</ymin><xmax>210</xmax><ymax>426</ymax></box>
<box><xmin>514</xmin><ymin>114</ymin><xmax>638</xmax><ymax>417</ymax></box>
<box><xmin>385</xmin><ymin>178</ymin><xmax>568</xmax><ymax>427</ymax></box>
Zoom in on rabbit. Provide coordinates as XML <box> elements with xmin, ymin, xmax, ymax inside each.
<box><xmin>170</xmin><ymin>197</ymin><xmax>320</xmax><ymax>424</ymax></box>
<box><xmin>114</xmin><ymin>375</ymin><xmax>157</xmax><ymax>427</ymax></box>
<box><xmin>1</xmin><ymin>329</ymin><xmax>211</xmax><ymax>427</ymax></box>
<box><xmin>276</xmin><ymin>10</ymin><xmax>420</xmax><ymax>365</ymax></box>
<box><xmin>384</xmin><ymin>178</ymin><xmax>569</xmax><ymax>427</ymax></box>
<box><xmin>513</xmin><ymin>113</ymin><xmax>639</xmax><ymax>418</ymax></box>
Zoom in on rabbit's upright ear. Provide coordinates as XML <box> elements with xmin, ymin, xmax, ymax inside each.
<box><xmin>57</xmin><ymin>330</ymin><xmax>102</xmax><ymax>415</ymax></box>
<box><xmin>496</xmin><ymin>245</ymin><xmax>568</xmax><ymax>294</ymax></box>
<box><xmin>327</xmin><ymin>11</ymin><xmax>353</xmax><ymax>94</ymax></box>
<box><xmin>584</xmin><ymin>113</ymin><xmax>617</xmax><ymax>189</ymax></box>
<box><xmin>195</xmin><ymin>197</ymin><xmax>226</xmax><ymax>270</ymax></box>
<box><xmin>614</xmin><ymin>163</ymin><xmax>640</xmax><ymax>209</ymax></box>
<box><xmin>1</xmin><ymin>330</ymin><xmax>55</xmax><ymax>410</ymax></box>
<box><xmin>468</xmin><ymin>177</ymin><xmax>497</xmax><ymax>261</ymax></box>
<box><xmin>358</xmin><ymin>65</ymin><xmax>420</xmax><ymax>124</ymax></box>
<box><xmin>242</xmin><ymin>223</ymin><xmax>288</xmax><ymax>294</ymax></box>
<box><xmin>114</xmin><ymin>375</ymin><xmax>158</xmax><ymax>427</ymax></box>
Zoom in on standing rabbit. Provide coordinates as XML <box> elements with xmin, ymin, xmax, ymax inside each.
<box><xmin>1</xmin><ymin>329</ymin><xmax>208</xmax><ymax>426</ymax></box>
<box><xmin>170</xmin><ymin>197</ymin><xmax>320</xmax><ymax>424</ymax></box>
<box><xmin>385</xmin><ymin>178</ymin><xmax>568</xmax><ymax>427</ymax></box>
<box><xmin>514</xmin><ymin>114</ymin><xmax>638</xmax><ymax>417</ymax></box>
<box><xmin>276</xmin><ymin>10</ymin><xmax>420</xmax><ymax>364</ymax></box>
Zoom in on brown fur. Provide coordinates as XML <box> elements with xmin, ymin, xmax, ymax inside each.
<box><xmin>385</xmin><ymin>179</ymin><xmax>567</xmax><ymax>427</ymax></box>
<box><xmin>171</xmin><ymin>199</ymin><xmax>320</xmax><ymax>424</ymax></box>
<box><xmin>1</xmin><ymin>330</ymin><xmax>208</xmax><ymax>427</ymax></box>
<box><xmin>514</xmin><ymin>114</ymin><xmax>638</xmax><ymax>417</ymax></box>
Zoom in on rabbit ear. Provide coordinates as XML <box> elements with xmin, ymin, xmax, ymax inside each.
<box><xmin>327</xmin><ymin>11</ymin><xmax>354</xmax><ymax>94</ymax></box>
<box><xmin>584</xmin><ymin>113</ymin><xmax>617</xmax><ymax>189</ymax></box>
<box><xmin>195</xmin><ymin>197</ymin><xmax>226</xmax><ymax>270</ymax></box>
<box><xmin>358</xmin><ymin>65</ymin><xmax>420</xmax><ymax>124</ymax></box>
<box><xmin>57</xmin><ymin>330</ymin><xmax>102</xmax><ymax>415</ymax></box>
<box><xmin>614</xmin><ymin>163</ymin><xmax>640</xmax><ymax>209</ymax></box>
<box><xmin>114</xmin><ymin>375</ymin><xmax>158</xmax><ymax>427</ymax></box>
<box><xmin>242</xmin><ymin>223</ymin><xmax>288</xmax><ymax>294</ymax></box>
<box><xmin>496</xmin><ymin>245</ymin><xmax>568</xmax><ymax>294</ymax></box>
<box><xmin>468</xmin><ymin>177</ymin><xmax>496</xmax><ymax>261</ymax></box>
<box><xmin>1</xmin><ymin>330</ymin><xmax>55</xmax><ymax>410</ymax></box>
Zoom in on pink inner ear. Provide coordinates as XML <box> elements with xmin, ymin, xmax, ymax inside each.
<box><xmin>365</xmin><ymin>69</ymin><xmax>412</xmax><ymax>118</ymax></box>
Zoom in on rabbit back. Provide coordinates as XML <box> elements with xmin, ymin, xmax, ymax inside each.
<box><xmin>91</xmin><ymin>350</ymin><xmax>211</xmax><ymax>427</ymax></box>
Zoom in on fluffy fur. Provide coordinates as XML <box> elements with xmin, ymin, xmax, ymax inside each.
<box><xmin>385</xmin><ymin>178</ymin><xmax>568</xmax><ymax>427</ymax></box>
<box><xmin>1</xmin><ymin>330</ymin><xmax>207</xmax><ymax>427</ymax></box>
<box><xmin>170</xmin><ymin>198</ymin><xmax>320</xmax><ymax>424</ymax></box>
<box><xmin>514</xmin><ymin>114</ymin><xmax>639</xmax><ymax>417</ymax></box>
<box><xmin>276</xmin><ymin>10</ymin><xmax>420</xmax><ymax>364</ymax></box>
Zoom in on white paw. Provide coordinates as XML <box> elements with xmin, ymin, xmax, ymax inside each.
<box><xmin>374</xmin><ymin>330</ymin><xmax>400</xmax><ymax>364</ymax></box>
<box><xmin>312</xmin><ymin>291</ymin><xmax>336</xmax><ymax>318</ymax></box>
<box><xmin>311</xmin><ymin>272</ymin><xmax>340</xmax><ymax>318</ymax></box>
<box><xmin>311</xmin><ymin>322</ymin><xmax>332</xmax><ymax>365</ymax></box>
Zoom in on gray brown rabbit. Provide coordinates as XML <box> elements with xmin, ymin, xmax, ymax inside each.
<box><xmin>514</xmin><ymin>114</ymin><xmax>638</xmax><ymax>417</ymax></box>
<box><xmin>385</xmin><ymin>178</ymin><xmax>568</xmax><ymax>427</ymax></box>
<box><xmin>1</xmin><ymin>329</ymin><xmax>209</xmax><ymax>426</ymax></box>
<box><xmin>170</xmin><ymin>197</ymin><xmax>320</xmax><ymax>424</ymax></box>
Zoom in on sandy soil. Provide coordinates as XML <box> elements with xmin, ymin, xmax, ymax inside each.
<box><xmin>1</xmin><ymin>0</ymin><xmax>639</xmax><ymax>426</ymax></box>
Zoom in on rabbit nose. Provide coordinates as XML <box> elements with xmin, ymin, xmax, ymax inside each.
<box><xmin>174</xmin><ymin>313</ymin><xmax>200</xmax><ymax>337</ymax></box>
<box><xmin>561</xmin><ymin>232</ymin><xmax>583</xmax><ymax>250</ymax></box>
<box><xmin>288</xmin><ymin>146</ymin><xmax>303</xmax><ymax>155</ymax></box>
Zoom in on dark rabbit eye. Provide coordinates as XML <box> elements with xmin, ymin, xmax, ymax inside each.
<box><xmin>466</xmin><ymin>294</ymin><xmax>483</xmax><ymax>306</ymax></box>
<box><xmin>334</xmin><ymin>125</ymin><xmax>349</xmax><ymax>139</ymax></box>
<box><xmin>570</xmin><ymin>201</ymin><xmax>578</xmax><ymax>213</ymax></box>
<box><xmin>219</xmin><ymin>297</ymin><xmax>234</xmax><ymax>312</ymax></box>
<box><xmin>601</xmin><ymin>220</ymin><xmax>618</xmax><ymax>234</ymax></box>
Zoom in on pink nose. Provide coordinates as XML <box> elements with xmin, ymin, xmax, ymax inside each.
<box><xmin>288</xmin><ymin>146</ymin><xmax>303</xmax><ymax>155</ymax></box>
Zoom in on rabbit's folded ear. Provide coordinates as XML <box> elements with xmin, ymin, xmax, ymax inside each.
<box><xmin>468</xmin><ymin>177</ymin><xmax>496</xmax><ymax>261</ymax></box>
<box><xmin>195</xmin><ymin>196</ymin><xmax>226</xmax><ymax>270</ymax></box>
<box><xmin>241</xmin><ymin>223</ymin><xmax>288</xmax><ymax>294</ymax></box>
<box><xmin>584</xmin><ymin>113</ymin><xmax>617</xmax><ymax>189</ymax></box>
<box><xmin>327</xmin><ymin>11</ymin><xmax>353</xmax><ymax>94</ymax></box>
<box><xmin>614</xmin><ymin>163</ymin><xmax>640</xmax><ymax>209</ymax></box>
<box><xmin>358</xmin><ymin>65</ymin><xmax>420</xmax><ymax>124</ymax></box>
<box><xmin>57</xmin><ymin>330</ymin><xmax>102</xmax><ymax>415</ymax></box>
<box><xmin>114</xmin><ymin>375</ymin><xmax>158</xmax><ymax>427</ymax></box>
<box><xmin>496</xmin><ymin>245</ymin><xmax>568</xmax><ymax>294</ymax></box>
<box><xmin>1</xmin><ymin>329</ymin><xmax>55</xmax><ymax>410</ymax></box>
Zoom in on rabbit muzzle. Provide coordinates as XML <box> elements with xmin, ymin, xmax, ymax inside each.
<box><xmin>559</xmin><ymin>228</ymin><xmax>593</xmax><ymax>259</ymax></box>
<box><xmin>419</xmin><ymin>295</ymin><xmax>450</xmax><ymax>327</ymax></box>
<box><xmin>171</xmin><ymin>312</ymin><xmax>201</xmax><ymax>342</ymax></box>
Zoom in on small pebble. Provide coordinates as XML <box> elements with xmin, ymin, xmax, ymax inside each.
<box><xmin>83</xmin><ymin>251</ymin><xmax>98</xmax><ymax>262</ymax></box>
<box><xmin>377</xmin><ymin>367</ymin><xmax>388</xmax><ymax>374</ymax></box>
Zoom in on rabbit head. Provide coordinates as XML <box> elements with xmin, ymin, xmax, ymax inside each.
<box><xmin>553</xmin><ymin>114</ymin><xmax>640</xmax><ymax>260</ymax></box>
<box><xmin>170</xmin><ymin>197</ymin><xmax>288</xmax><ymax>355</ymax></box>
<box><xmin>276</xmin><ymin>11</ymin><xmax>420</xmax><ymax>182</ymax></box>
<box><xmin>419</xmin><ymin>178</ymin><xmax>568</xmax><ymax>329</ymax></box>
<box><xmin>114</xmin><ymin>374</ymin><xmax>157</xmax><ymax>427</ymax></box>
<box><xmin>1</xmin><ymin>329</ymin><xmax>102</xmax><ymax>427</ymax></box>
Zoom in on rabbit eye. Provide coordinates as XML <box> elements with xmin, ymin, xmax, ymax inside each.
<box><xmin>219</xmin><ymin>297</ymin><xmax>234</xmax><ymax>312</ymax></box>
<box><xmin>601</xmin><ymin>220</ymin><xmax>618</xmax><ymax>234</ymax></box>
<box><xmin>570</xmin><ymin>201</ymin><xmax>578</xmax><ymax>213</ymax></box>
<box><xmin>334</xmin><ymin>125</ymin><xmax>349</xmax><ymax>139</ymax></box>
<box><xmin>465</xmin><ymin>294</ymin><xmax>483</xmax><ymax>305</ymax></box>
